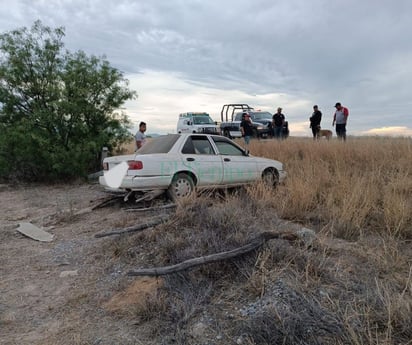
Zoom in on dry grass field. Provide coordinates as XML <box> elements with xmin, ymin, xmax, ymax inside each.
<box><xmin>1</xmin><ymin>136</ymin><xmax>411</xmax><ymax>345</ymax></box>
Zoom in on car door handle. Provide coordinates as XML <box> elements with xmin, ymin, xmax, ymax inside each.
<box><xmin>224</xmin><ymin>158</ymin><xmax>231</xmax><ymax>162</ymax></box>
<box><xmin>186</xmin><ymin>157</ymin><xmax>195</xmax><ymax>161</ymax></box>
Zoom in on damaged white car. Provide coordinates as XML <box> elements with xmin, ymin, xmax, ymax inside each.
<box><xmin>99</xmin><ymin>133</ymin><xmax>286</xmax><ymax>201</ymax></box>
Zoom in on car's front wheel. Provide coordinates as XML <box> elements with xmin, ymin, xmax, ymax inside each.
<box><xmin>262</xmin><ymin>169</ymin><xmax>279</xmax><ymax>188</ymax></box>
<box><xmin>167</xmin><ymin>173</ymin><xmax>195</xmax><ymax>201</ymax></box>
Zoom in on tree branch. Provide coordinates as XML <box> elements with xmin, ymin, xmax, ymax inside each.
<box><xmin>94</xmin><ymin>215</ymin><xmax>170</xmax><ymax>238</ymax></box>
<box><xmin>127</xmin><ymin>231</ymin><xmax>299</xmax><ymax>277</ymax></box>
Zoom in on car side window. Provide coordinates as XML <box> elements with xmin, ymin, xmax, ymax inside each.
<box><xmin>192</xmin><ymin>137</ymin><xmax>214</xmax><ymax>155</ymax></box>
<box><xmin>212</xmin><ymin>138</ymin><xmax>244</xmax><ymax>156</ymax></box>
<box><xmin>181</xmin><ymin>137</ymin><xmax>196</xmax><ymax>154</ymax></box>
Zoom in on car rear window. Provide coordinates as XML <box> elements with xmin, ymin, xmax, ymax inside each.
<box><xmin>234</xmin><ymin>113</ymin><xmax>243</xmax><ymax>121</ymax></box>
<box><xmin>234</xmin><ymin>111</ymin><xmax>273</xmax><ymax>121</ymax></box>
<box><xmin>136</xmin><ymin>134</ymin><xmax>180</xmax><ymax>154</ymax></box>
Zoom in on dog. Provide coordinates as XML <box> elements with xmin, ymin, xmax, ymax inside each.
<box><xmin>317</xmin><ymin>129</ymin><xmax>333</xmax><ymax>140</ymax></box>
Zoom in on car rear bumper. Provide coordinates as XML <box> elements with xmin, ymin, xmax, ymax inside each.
<box><xmin>99</xmin><ymin>174</ymin><xmax>172</xmax><ymax>191</ymax></box>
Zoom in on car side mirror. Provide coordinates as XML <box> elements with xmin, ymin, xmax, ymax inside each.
<box><xmin>187</xmin><ymin>121</ymin><xmax>192</xmax><ymax>126</ymax></box>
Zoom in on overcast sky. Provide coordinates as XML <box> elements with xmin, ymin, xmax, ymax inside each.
<box><xmin>1</xmin><ymin>0</ymin><xmax>411</xmax><ymax>136</ymax></box>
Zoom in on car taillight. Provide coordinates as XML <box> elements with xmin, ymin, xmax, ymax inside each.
<box><xmin>103</xmin><ymin>162</ymin><xmax>109</xmax><ymax>171</ymax></box>
<box><xmin>127</xmin><ymin>160</ymin><xmax>143</xmax><ymax>170</ymax></box>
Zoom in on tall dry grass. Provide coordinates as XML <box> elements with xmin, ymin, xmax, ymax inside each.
<box><xmin>246</xmin><ymin>136</ymin><xmax>412</xmax><ymax>240</ymax></box>
<box><xmin>240</xmin><ymin>136</ymin><xmax>412</xmax><ymax>344</ymax></box>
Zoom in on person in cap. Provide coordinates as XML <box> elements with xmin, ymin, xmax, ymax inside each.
<box><xmin>240</xmin><ymin>112</ymin><xmax>254</xmax><ymax>147</ymax></box>
<box><xmin>272</xmin><ymin>107</ymin><xmax>286</xmax><ymax>139</ymax></box>
<box><xmin>309</xmin><ymin>105</ymin><xmax>322</xmax><ymax>140</ymax></box>
<box><xmin>332</xmin><ymin>102</ymin><xmax>349</xmax><ymax>141</ymax></box>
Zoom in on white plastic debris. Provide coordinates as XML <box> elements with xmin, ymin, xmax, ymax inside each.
<box><xmin>103</xmin><ymin>161</ymin><xmax>129</xmax><ymax>189</ymax></box>
<box><xmin>59</xmin><ymin>270</ymin><xmax>78</xmax><ymax>278</ymax></box>
<box><xmin>17</xmin><ymin>222</ymin><xmax>54</xmax><ymax>242</ymax></box>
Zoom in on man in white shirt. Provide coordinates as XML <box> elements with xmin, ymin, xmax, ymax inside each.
<box><xmin>332</xmin><ymin>103</ymin><xmax>349</xmax><ymax>141</ymax></box>
<box><xmin>135</xmin><ymin>122</ymin><xmax>147</xmax><ymax>150</ymax></box>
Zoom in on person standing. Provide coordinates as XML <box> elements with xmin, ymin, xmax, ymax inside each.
<box><xmin>332</xmin><ymin>103</ymin><xmax>349</xmax><ymax>141</ymax></box>
<box><xmin>272</xmin><ymin>107</ymin><xmax>285</xmax><ymax>139</ymax></box>
<box><xmin>240</xmin><ymin>112</ymin><xmax>254</xmax><ymax>148</ymax></box>
<box><xmin>309</xmin><ymin>105</ymin><xmax>322</xmax><ymax>140</ymax></box>
<box><xmin>135</xmin><ymin>121</ymin><xmax>147</xmax><ymax>150</ymax></box>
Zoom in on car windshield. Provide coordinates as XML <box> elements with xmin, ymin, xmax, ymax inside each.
<box><xmin>252</xmin><ymin>112</ymin><xmax>272</xmax><ymax>120</ymax></box>
<box><xmin>136</xmin><ymin>134</ymin><xmax>180</xmax><ymax>154</ymax></box>
<box><xmin>192</xmin><ymin>115</ymin><xmax>215</xmax><ymax>125</ymax></box>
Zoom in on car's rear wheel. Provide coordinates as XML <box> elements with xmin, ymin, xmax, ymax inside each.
<box><xmin>167</xmin><ymin>173</ymin><xmax>195</xmax><ymax>201</ymax></box>
<box><xmin>262</xmin><ymin>169</ymin><xmax>279</xmax><ymax>188</ymax></box>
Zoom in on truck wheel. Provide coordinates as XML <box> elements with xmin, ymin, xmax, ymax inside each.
<box><xmin>223</xmin><ymin>129</ymin><xmax>231</xmax><ymax>138</ymax></box>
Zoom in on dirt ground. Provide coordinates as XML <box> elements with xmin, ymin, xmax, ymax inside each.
<box><xmin>0</xmin><ymin>182</ymin><xmax>164</xmax><ymax>345</ymax></box>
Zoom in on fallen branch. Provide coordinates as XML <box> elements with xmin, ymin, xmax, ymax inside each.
<box><xmin>91</xmin><ymin>195</ymin><xmax>126</xmax><ymax>210</ymax></box>
<box><xmin>94</xmin><ymin>215</ymin><xmax>170</xmax><ymax>238</ymax></box>
<box><xmin>73</xmin><ymin>207</ymin><xmax>93</xmax><ymax>216</ymax></box>
<box><xmin>124</xmin><ymin>203</ymin><xmax>176</xmax><ymax>212</ymax></box>
<box><xmin>127</xmin><ymin>231</ymin><xmax>299</xmax><ymax>277</ymax></box>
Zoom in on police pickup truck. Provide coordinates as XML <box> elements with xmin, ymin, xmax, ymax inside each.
<box><xmin>219</xmin><ymin>104</ymin><xmax>274</xmax><ymax>139</ymax></box>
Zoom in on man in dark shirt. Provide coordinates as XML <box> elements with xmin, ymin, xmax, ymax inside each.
<box><xmin>240</xmin><ymin>112</ymin><xmax>254</xmax><ymax>147</ymax></box>
<box><xmin>272</xmin><ymin>107</ymin><xmax>285</xmax><ymax>139</ymax></box>
<box><xmin>309</xmin><ymin>105</ymin><xmax>322</xmax><ymax>140</ymax></box>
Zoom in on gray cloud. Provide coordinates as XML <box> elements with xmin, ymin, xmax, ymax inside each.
<box><xmin>1</xmin><ymin>0</ymin><xmax>411</xmax><ymax>135</ymax></box>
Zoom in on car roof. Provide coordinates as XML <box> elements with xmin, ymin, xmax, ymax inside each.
<box><xmin>176</xmin><ymin>133</ymin><xmax>216</xmax><ymax>138</ymax></box>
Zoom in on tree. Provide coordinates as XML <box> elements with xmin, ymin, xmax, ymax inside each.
<box><xmin>0</xmin><ymin>20</ymin><xmax>137</xmax><ymax>180</ymax></box>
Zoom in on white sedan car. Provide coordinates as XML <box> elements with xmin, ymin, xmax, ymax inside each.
<box><xmin>99</xmin><ymin>133</ymin><xmax>286</xmax><ymax>200</ymax></box>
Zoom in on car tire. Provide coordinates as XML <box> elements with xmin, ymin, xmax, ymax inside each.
<box><xmin>167</xmin><ymin>173</ymin><xmax>195</xmax><ymax>201</ymax></box>
<box><xmin>223</xmin><ymin>129</ymin><xmax>231</xmax><ymax>139</ymax></box>
<box><xmin>262</xmin><ymin>169</ymin><xmax>279</xmax><ymax>188</ymax></box>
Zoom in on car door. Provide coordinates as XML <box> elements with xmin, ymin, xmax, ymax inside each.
<box><xmin>211</xmin><ymin>136</ymin><xmax>259</xmax><ymax>185</ymax></box>
<box><xmin>180</xmin><ymin>135</ymin><xmax>224</xmax><ymax>186</ymax></box>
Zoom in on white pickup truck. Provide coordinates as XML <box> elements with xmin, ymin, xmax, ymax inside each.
<box><xmin>177</xmin><ymin>112</ymin><xmax>220</xmax><ymax>134</ymax></box>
